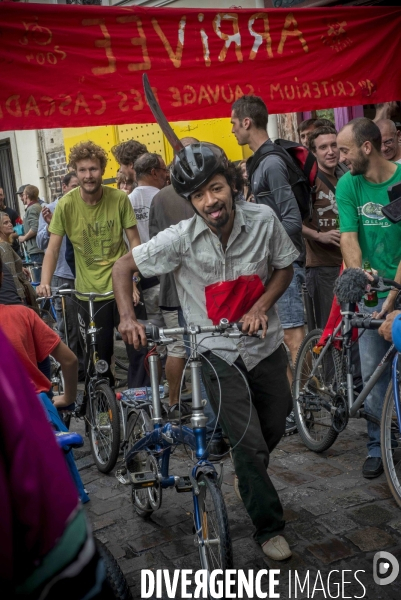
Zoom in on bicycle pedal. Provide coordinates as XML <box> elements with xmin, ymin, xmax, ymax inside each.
<box><xmin>175</xmin><ymin>476</ymin><xmax>192</xmax><ymax>493</ymax></box>
<box><xmin>130</xmin><ymin>471</ymin><xmax>157</xmax><ymax>489</ymax></box>
<box><xmin>115</xmin><ymin>469</ymin><xmax>130</xmax><ymax>485</ymax></box>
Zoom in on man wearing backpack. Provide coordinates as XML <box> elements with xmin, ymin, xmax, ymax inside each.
<box><xmin>302</xmin><ymin>126</ymin><xmax>347</xmax><ymax>328</ymax></box>
<box><xmin>231</xmin><ymin>96</ymin><xmax>306</xmax><ymax>390</ymax></box>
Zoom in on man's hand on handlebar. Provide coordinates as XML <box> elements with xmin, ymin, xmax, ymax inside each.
<box><xmin>118</xmin><ymin>318</ymin><xmax>147</xmax><ymax>349</ymax></box>
<box><xmin>239</xmin><ymin>308</ymin><xmax>268</xmax><ymax>339</ymax></box>
<box><xmin>37</xmin><ymin>283</ymin><xmax>52</xmax><ymax>297</ymax></box>
<box><xmin>378</xmin><ymin>310</ymin><xmax>401</xmax><ymax>342</ymax></box>
<box><xmin>372</xmin><ymin>291</ymin><xmax>397</xmax><ymax>319</ymax></box>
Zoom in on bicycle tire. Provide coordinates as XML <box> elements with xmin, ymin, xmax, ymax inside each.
<box><xmin>381</xmin><ymin>380</ymin><xmax>401</xmax><ymax>508</ymax></box>
<box><xmin>293</xmin><ymin>329</ymin><xmax>339</xmax><ymax>453</ymax></box>
<box><xmin>95</xmin><ymin>538</ymin><xmax>133</xmax><ymax>600</ymax></box>
<box><xmin>196</xmin><ymin>473</ymin><xmax>233</xmax><ymax>580</ymax></box>
<box><xmin>115</xmin><ymin>358</ymin><xmax>129</xmax><ymax>372</ymax></box>
<box><xmin>88</xmin><ymin>383</ymin><xmax>120</xmax><ymax>474</ymax></box>
<box><xmin>126</xmin><ymin>410</ymin><xmax>155</xmax><ymax>518</ymax></box>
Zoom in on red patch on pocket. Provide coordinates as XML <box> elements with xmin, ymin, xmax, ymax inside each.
<box><xmin>205</xmin><ymin>275</ymin><xmax>265</xmax><ymax>325</ymax></box>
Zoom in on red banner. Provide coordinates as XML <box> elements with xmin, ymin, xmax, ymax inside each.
<box><xmin>0</xmin><ymin>4</ymin><xmax>400</xmax><ymax>131</ymax></box>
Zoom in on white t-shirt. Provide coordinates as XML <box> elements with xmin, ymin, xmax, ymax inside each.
<box><xmin>129</xmin><ymin>186</ymin><xmax>160</xmax><ymax>243</ymax></box>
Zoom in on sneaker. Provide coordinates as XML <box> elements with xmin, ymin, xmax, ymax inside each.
<box><xmin>285</xmin><ymin>410</ymin><xmax>297</xmax><ymax>436</ymax></box>
<box><xmin>262</xmin><ymin>535</ymin><xmax>292</xmax><ymax>561</ymax></box>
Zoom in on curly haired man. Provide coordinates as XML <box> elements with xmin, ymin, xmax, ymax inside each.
<box><xmin>38</xmin><ymin>141</ymin><xmax>141</xmax><ymax>387</ymax></box>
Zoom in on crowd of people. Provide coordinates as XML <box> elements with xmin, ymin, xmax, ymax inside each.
<box><xmin>2</xmin><ymin>96</ymin><xmax>401</xmax><ymax>593</ymax></box>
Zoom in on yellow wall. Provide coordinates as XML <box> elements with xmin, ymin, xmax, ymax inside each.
<box><xmin>62</xmin><ymin>126</ymin><xmax>119</xmax><ymax>183</ymax></box>
<box><xmin>63</xmin><ymin>118</ymin><xmax>247</xmax><ymax>184</ymax></box>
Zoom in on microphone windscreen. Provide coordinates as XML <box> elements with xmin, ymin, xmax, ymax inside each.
<box><xmin>334</xmin><ymin>268</ymin><xmax>368</xmax><ymax>304</ymax></box>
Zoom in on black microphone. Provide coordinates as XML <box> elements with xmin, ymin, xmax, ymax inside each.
<box><xmin>333</xmin><ymin>268</ymin><xmax>369</xmax><ymax>304</ymax></box>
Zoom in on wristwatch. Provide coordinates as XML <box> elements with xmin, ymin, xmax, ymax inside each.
<box><xmin>132</xmin><ymin>275</ymin><xmax>141</xmax><ymax>283</ymax></box>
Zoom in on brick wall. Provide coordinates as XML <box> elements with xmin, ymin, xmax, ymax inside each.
<box><xmin>47</xmin><ymin>149</ymin><xmax>67</xmax><ymax>201</ymax></box>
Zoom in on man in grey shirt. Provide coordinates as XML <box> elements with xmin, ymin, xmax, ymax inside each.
<box><xmin>112</xmin><ymin>142</ymin><xmax>298</xmax><ymax>561</ymax></box>
<box><xmin>37</xmin><ymin>171</ymin><xmax>81</xmax><ymax>367</ymax></box>
<box><xmin>19</xmin><ymin>185</ymin><xmax>44</xmax><ymax>264</ymax></box>
<box><xmin>231</xmin><ymin>96</ymin><xmax>305</xmax><ymax>439</ymax></box>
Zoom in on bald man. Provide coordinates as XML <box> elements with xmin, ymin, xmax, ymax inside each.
<box><xmin>376</xmin><ymin>119</ymin><xmax>401</xmax><ymax>163</ymax></box>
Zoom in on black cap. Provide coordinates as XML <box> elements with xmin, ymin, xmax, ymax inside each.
<box><xmin>16</xmin><ymin>184</ymin><xmax>29</xmax><ymax>195</ymax></box>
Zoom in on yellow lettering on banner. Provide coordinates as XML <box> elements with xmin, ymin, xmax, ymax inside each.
<box><xmin>41</xmin><ymin>96</ymin><xmax>55</xmax><ymax>116</ymax></box>
<box><xmin>152</xmin><ymin>17</ymin><xmax>186</xmax><ymax>68</ymax></box>
<box><xmin>234</xmin><ymin>85</ymin><xmax>245</xmax><ymax>100</ymax></box>
<box><xmin>277</xmin><ymin>13</ymin><xmax>308</xmax><ymax>55</ymax></box>
<box><xmin>59</xmin><ymin>95</ymin><xmax>72</xmax><ymax>116</ymax></box>
<box><xmin>346</xmin><ymin>81</ymin><xmax>355</xmax><ymax>97</ymax></box>
<box><xmin>183</xmin><ymin>86</ymin><xmax>197</xmax><ymax>105</ymax></box>
<box><xmin>169</xmin><ymin>87</ymin><xmax>182</xmax><ymax>107</ymax></box>
<box><xmin>117</xmin><ymin>16</ymin><xmax>151</xmax><ymax>72</ymax></box>
<box><xmin>270</xmin><ymin>83</ymin><xmax>284</xmax><ymax>100</ymax></box>
<box><xmin>24</xmin><ymin>95</ymin><xmax>40</xmax><ymax>116</ymax></box>
<box><xmin>198</xmin><ymin>85</ymin><xmax>212</xmax><ymax>105</ymax></box>
<box><xmin>312</xmin><ymin>81</ymin><xmax>321</xmax><ymax>98</ymax></box>
<box><xmin>117</xmin><ymin>92</ymin><xmax>129</xmax><ymax>112</ymax></box>
<box><xmin>74</xmin><ymin>92</ymin><xmax>91</xmax><ymax>115</ymax></box>
<box><xmin>302</xmin><ymin>82</ymin><xmax>311</xmax><ymax>98</ymax></box>
<box><xmin>221</xmin><ymin>84</ymin><xmax>234</xmax><ymax>103</ymax></box>
<box><xmin>321</xmin><ymin>81</ymin><xmax>329</xmax><ymax>96</ymax></box>
<box><xmin>93</xmin><ymin>95</ymin><xmax>106</xmax><ymax>115</ymax></box>
<box><xmin>213</xmin><ymin>14</ymin><xmax>243</xmax><ymax>63</ymax></box>
<box><xmin>6</xmin><ymin>95</ymin><xmax>22</xmax><ymax>117</ymax></box>
<box><xmin>130</xmin><ymin>89</ymin><xmax>144</xmax><ymax>111</ymax></box>
<box><xmin>198</xmin><ymin>14</ymin><xmax>211</xmax><ymax>67</ymax></box>
<box><xmin>245</xmin><ymin>84</ymin><xmax>255</xmax><ymax>95</ymax></box>
<box><xmin>207</xmin><ymin>85</ymin><xmax>220</xmax><ymax>103</ymax></box>
<box><xmin>284</xmin><ymin>85</ymin><xmax>295</xmax><ymax>100</ymax></box>
<box><xmin>248</xmin><ymin>13</ymin><xmax>273</xmax><ymax>60</ymax></box>
<box><xmin>82</xmin><ymin>19</ymin><xmax>116</xmax><ymax>76</ymax></box>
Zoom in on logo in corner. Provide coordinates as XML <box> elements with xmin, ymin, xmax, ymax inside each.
<box><xmin>373</xmin><ymin>551</ymin><xmax>399</xmax><ymax>586</ymax></box>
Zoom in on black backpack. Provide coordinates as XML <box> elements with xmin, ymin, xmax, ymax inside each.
<box><xmin>246</xmin><ymin>139</ymin><xmax>318</xmax><ymax>221</ymax></box>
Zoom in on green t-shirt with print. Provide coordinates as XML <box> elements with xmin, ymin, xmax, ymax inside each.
<box><xmin>336</xmin><ymin>164</ymin><xmax>401</xmax><ymax>297</ymax></box>
<box><xmin>49</xmin><ymin>185</ymin><xmax>137</xmax><ymax>299</ymax></box>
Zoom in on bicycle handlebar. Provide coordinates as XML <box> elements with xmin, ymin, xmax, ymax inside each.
<box><xmin>371</xmin><ymin>275</ymin><xmax>401</xmax><ymax>292</ymax></box>
<box><xmin>145</xmin><ymin>318</ymin><xmax>262</xmax><ymax>342</ymax></box>
<box><xmin>350</xmin><ymin>316</ymin><xmax>385</xmax><ymax>330</ymax></box>
<box><xmin>37</xmin><ymin>288</ymin><xmax>114</xmax><ymax>302</ymax></box>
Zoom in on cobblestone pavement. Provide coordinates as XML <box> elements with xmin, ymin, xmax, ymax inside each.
<box><xmin>73</xmin><ymin>407</ymin><xmax>401</xmax><ymax>600</ymax></box>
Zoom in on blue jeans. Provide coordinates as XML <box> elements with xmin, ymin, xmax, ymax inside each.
<box><xmin>358</xmin><ymin>298</ymin><xmax>392</xmax><ymax>458</ymax></box>
<box><xmin>276</xmin><ymin>262</ymin><xmax>305</xmax><ymax>329</ymax></box>
<box><xmin>177</xmin><ymin>308</ymin><xmax>223</xmax><ymax>442</ymax></box>
<box><xmin>29</xmin><ymin>252</ymin><xmax>44</xmax><ymax>265</ymax></box>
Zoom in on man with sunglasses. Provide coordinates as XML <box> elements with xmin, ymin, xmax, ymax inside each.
<box><xmin>377</xmin><ymin>119</ymin><xmax>401</xmax><ymax>163</ymax></box>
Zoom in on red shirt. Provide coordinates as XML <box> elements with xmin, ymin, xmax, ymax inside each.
<box><xmin>0</xmin><ymin>304</ymin><xmax>60</xmax><ymax>393</ymax></box>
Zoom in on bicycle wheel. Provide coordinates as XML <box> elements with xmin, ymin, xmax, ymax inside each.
<box><xmin>293</xmin><ymin>329</ymin><xmax>340</xmax><ymax>452</ymax></box>
<box><xmin>95</xmin><ymin>539</ymin><xmax>133</xmax><ymax>600</ymax></box>
<box><xmin>381</xmin><ymin>380</ymin><xmax>401</xmax><ymax>508</ymax></box>
<box><xmin>196</xmin><ymin>473</ymin><xmax>233</xmax><ymax>578</ymax></box>
<box><xmin>88</xmin><ymin>383</ymin><xmax>120</xmax><ymax>473</ymax></box>
<box><xmin>126</xmin><ymin>409</ymin><xmax>155</xmax><ymax>517</ymax></box>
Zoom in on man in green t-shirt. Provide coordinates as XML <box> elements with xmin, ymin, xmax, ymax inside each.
<box><xmin>336</xmin><ymin>117</ymin><xmax>401</xmax><ymax>479</ymax></box>
<box><xmin>37</xmin><ymin>141</ymin><xmax>141</xmax><ymax>387</ymax></box>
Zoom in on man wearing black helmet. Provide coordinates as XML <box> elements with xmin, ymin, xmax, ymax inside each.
<box><xmin>112</xmin><ymin>142</ymin><xmax>299</xmax><ymax>561</ymax></box>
